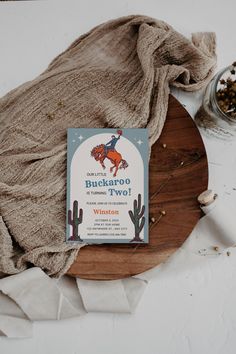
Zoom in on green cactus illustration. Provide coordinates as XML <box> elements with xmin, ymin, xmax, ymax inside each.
<box><xmin>68</xmin><ymin>200</ymin><xmax>83</xmax><ymax>242</ymax></box>
<box><xmin>128</xmin><ymin>194</ymin><xmax>145</xmax><ymax>242</ymax></box>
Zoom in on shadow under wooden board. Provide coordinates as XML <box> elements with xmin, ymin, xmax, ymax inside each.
<box><xmin>67</xmin><ymin>95</ymin><xmax>208</xmax><ymax>280</ymax></box>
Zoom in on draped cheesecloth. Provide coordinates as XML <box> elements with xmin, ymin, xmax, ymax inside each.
<box><xmin>0</xmin><ymin>15</ymin><xmax>216</xmax><ymax>277</ymax></box>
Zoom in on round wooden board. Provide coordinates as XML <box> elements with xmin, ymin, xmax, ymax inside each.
<box><xmin>67</xmin><ymin>95</ymin><xmax>208</xmax><ymax>280</ymax></box>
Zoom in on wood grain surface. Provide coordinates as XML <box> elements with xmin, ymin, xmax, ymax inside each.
<box><xmin>67</xmin><ymin>95</ymin><xmax>208</xmax><ymax>280</ymax></box>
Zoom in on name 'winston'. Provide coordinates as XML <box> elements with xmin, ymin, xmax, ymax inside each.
<box><xmin>93</xmin><ymin>209</ymin><xmax>119</xmax><ymax>215</ymax></box>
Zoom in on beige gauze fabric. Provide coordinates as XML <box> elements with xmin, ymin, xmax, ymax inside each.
<box><xmin>0</xmin><ymin>15</ymin><xmax>216</xmax><ymax>277</ymax></box>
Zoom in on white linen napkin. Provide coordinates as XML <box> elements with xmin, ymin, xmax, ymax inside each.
<box><xmin>0</xmin><ymin>193</ymin><xmax>235</xmax><ymax>338</ymax></box>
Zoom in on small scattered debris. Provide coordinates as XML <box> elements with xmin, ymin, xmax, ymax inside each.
<box><xmin>58</xmin><ymin>99</ymin><xmax>65</xmax><ymax>107</ymax></box>
<box><xmin>198</xmin><ymin>247</ymin><xmax>228</xmax><ymax>257</ymax></box>
<box><xmin>150</xmin><ymin>217</ymin><xmax>156</xmax><ymax>223</ymax></box>
<box><xmin>180</xmin><ymin>161</ymin><xmax>184</xmax><ymax>166</ymax></box>
<box><xmin>162</xmin><ymin>143</ymin><xmax>167</xmax><ymax>148</ymax></box>
<box><xmin>46</xmin><ymin>112</ymin><xmax>55</xmax><ymax>119</ymax></box>
<box><xmin>198</xmin><ymin>248</ymin><xmax>207</xmax><ymax>256</ymax></box>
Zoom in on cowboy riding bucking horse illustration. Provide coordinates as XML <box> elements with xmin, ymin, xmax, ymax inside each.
<box><xmin>91</xmin><ymin>130</ymin><xmax>128</xmax><ymax>177</ymax></box>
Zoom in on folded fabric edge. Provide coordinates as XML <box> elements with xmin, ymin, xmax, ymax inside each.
<box><xmin>0</xmin><ymin>315</ymin><xmax>33</xmax><ymax>338</ymax></box>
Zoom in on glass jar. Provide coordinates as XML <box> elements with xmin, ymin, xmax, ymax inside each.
<box><xmin>197</xmin><ymin>65</ymin><xmax>236</xmax><ymax>139</ymax></box>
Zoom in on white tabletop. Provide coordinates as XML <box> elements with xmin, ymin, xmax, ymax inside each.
<box><xmin>1</xmin><ymin>1</ymin><xmax>236</xmax><ymax>353</ymax></box>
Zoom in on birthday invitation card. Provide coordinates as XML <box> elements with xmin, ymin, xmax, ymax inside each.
<box><xmin>66</xmin><ymin>128</ymin><xmax>148</xmax><ymax>244</ymax></box>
